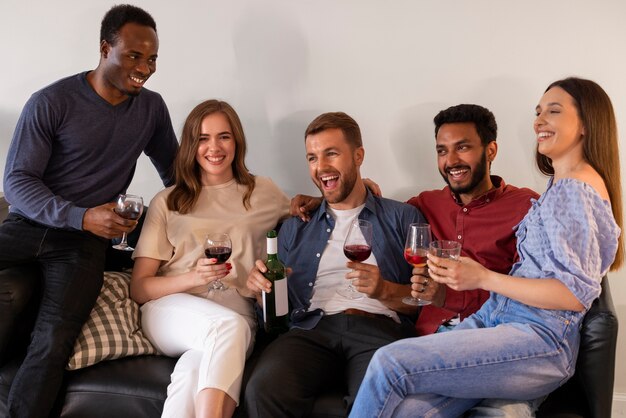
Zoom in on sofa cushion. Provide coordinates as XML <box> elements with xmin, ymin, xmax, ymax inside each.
<box><xmin>67</xmin><ymin>271</ymin><xmax>157</xmax><ymax>370</ymax></box>
<box><xmin>59</xmin><ymin>355</ymin><xmax>176</xmax><ymax>418</ymax></box>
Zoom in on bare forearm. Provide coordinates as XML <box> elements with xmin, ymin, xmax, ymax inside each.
<box><xmin>378</xmin><ymin>281</ymin><xmax>419</xmax><ymax>315</ymax></box>
<box><xmin>483</xmin><ymin>272</ymin><xmax>584</xmax><ymax>311</ymax></box>
<box><xmin>130</xmin><ymin>271</ymin><xmax>198</xmax><ymax>304</ymax></box>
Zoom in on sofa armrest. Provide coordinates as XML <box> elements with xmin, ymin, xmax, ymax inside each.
<box><xmin>574</xmin><ymin>276</ymin><xmax>618</xmax><ymax>418</ymax></box>
<box><xmin>537</xmin><ymin>276</ymin><xmax>618</xmax><ymax>418</ymax></box>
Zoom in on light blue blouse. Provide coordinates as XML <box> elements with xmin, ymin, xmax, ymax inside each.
<box><xmin>510</xmin><ymin>177</ymin><xmax>620</xmax><ymax>309</ymax></box>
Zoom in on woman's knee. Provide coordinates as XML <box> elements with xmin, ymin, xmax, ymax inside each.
<box><xmin>221</xmin><ymin>312</ymin><xmax>252</xmax><ymax>346</ymax></box>
<box><xmin>369</xmin><ymin>344</ymin><xmax>395</xmax><ymax>372</ymax></box>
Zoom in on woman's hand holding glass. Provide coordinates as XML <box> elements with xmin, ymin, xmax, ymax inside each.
<box><xmin>427</xmin><ymin>240</ymin><xmax>489</xmax><ymax>291</ymax></box>
<box><xmin>204</xmin><ymin>233</ymin><xmax>232</xmax><ymax>290</ymax></box>
<box><xmin>192</xmin><ymin>256</ymin><xmax>232</xmax><ymax>289</ymax></box>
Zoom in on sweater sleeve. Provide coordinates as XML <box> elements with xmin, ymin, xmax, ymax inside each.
<box><xmin>3</xmin><ymin>92</ymin><xmax>86</xmax><ymax>229</ymax></box>
<box><xmin>142</xmin><ymin>97</ymin><xmax>178</xmax><ymax>187</ymax></box>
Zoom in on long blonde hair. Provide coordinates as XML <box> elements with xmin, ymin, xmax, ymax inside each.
<box><xmin>536</xmin><ymin>77</ymin><xmax>623</xmax><ymax>270</ymax></box>
<box><xmin>167</xmin><ymin>100</ymin><xmax>255</xmax><ymax>214</ymax></box>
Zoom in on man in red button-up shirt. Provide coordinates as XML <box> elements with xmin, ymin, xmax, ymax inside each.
<box><xmin>407</xmin><ymin>104</ymin><xmax>539</xmax><ymax>335</ymax></box>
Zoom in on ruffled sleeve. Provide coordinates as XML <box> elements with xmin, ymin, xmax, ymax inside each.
<box><xmin>537</xmin><ymin>179</ymin><xmax>619</xmax><ymax>309</ymax></box>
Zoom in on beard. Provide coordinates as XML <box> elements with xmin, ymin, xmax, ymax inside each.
<box><xmin>315</xmin><ymin>165</ymin><xmax>358</xmax><ymax>205</ymax></box>
<box><xmin>440</xmin><ymin>151</ymin><xmax>488</xmax><ymax>195</ymax></box>
<box><xmin>106</xmin><ymin>70</ymin><xmax>145</xmax><ymax>98</ymax></box>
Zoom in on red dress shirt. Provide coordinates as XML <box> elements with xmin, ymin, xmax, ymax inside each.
<box><xmin>407</xmin><ymin>176</ymin><xmax>539</xmax><ymax>335</ymax></box>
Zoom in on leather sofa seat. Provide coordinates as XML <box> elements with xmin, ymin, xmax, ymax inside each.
<box><xmin>0</xmin><ymin>263</ymin><xmax>618</xmax><ymax>418</ymax></box>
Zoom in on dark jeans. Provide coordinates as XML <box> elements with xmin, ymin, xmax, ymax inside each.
<box><xmin>244</xmin><ymin>313</ymin><xmax>416</xmax><ymax>418</ymax></box>
<box><xmin>0</xmin><ymin>214</ymin><xmax>108</xmax><ymax>418</ymax></box>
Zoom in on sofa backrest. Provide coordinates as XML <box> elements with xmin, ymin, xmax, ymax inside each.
<box><xmin>0</xmin><ymin>194</ymin><xmax>8</xmax><ymax>223</ymax></box>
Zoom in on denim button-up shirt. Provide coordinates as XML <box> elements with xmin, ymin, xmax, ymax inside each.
<box><xmin>277</xmin><ymin>191</ymin><xmax>425</xmax><ymax>329</ymax></box>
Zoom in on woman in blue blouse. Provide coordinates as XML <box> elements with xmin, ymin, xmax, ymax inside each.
<box><xmin>349</xmin><ymin>77</ymin><xmax>623</xmax><ymax>418</ymax></box>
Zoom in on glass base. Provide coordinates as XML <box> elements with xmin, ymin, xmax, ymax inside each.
<box><xmin>337</xmin><ymin>285</ymin><xmax>364</xmax><ymax>300</ymax></box>
<box><xmin>402</xmin><ymin>296</ymin><xmax>431</xmax><ymax>306</ymax></box>
<box><xmin>112</xmin><ymin>243</ymin><xmax>134</xmax><ymax>251</ymax></box>
<box><xmin>210</xmin><ymin>280</ymin><xmax>228</xmax><ymax>291</ymax></box>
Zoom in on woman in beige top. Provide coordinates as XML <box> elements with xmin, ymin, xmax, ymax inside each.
<box><xmin>130</xmin><ymin>100</ymin><xmax>289</xmax><ymax>418</ymax></box>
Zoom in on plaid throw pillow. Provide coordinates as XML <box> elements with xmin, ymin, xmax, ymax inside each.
<box><xmin>67</xmin><ymin>271</ymin><xmax>157</xmax><ymax>370</ymax></box>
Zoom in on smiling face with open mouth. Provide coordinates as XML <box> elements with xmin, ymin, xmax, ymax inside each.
<box><xmin>196</xmin><ymin>112</ymin><xmax>236</xmax><ymax>186</ymax></box>
<box><xmin>100</xmin><ymin>22</ymin><xmax>158</xmax><ymax>100</ymax></box>
<box><xmin>534</xmin><ymin>86</ymin><xmax>585</xmax><ymax>162</ymax></box>
<box><xmin>435</xmin><ymin>122</ymin><xmax>497</xmax><ymax>204</ymax></box>
<box><xmin>305</xmin><ymin>128</ymin><xmax>364</xmax><ymax>209</ymax></box>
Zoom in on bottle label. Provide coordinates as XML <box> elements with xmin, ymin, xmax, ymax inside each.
<box><xmin>274</xmin><ymin>277</ymin><xmax>288</xmax><ymax>316</ymax></box>
<box><xmin>267</xmin><ymin>236</ymin><xmax>278</xmax><ymax>255</ymax></box>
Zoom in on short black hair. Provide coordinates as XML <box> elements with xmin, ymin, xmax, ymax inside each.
<box><xmin>434</xmin><ymin>104</ymin><xmax>497</xmax><ymax>145</ymax></box>
<box><xmin>100</xmin><ymin>4</ymin><xmax>157</xmax><ymax>45</ymax></box>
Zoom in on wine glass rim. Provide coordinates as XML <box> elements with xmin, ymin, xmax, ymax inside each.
<box><xmin>206</xmin><ymin>232</ymin><xmax>231</xmax><ymax>240</ymax></box>
<box><xmin>430</xmin><ymin>240</ymin><xmax>461</xmax><ymax>249</ymax></box>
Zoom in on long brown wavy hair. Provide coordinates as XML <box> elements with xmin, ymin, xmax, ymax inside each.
<box><xmin>536</xmin><ymin>77</ymin><xmax>623</xmax><ymax>270</ymax></box>
<box><xmin>167</xmin><ymin>100</ymin><xmax>255</xmax><ymax>214</ymax></box>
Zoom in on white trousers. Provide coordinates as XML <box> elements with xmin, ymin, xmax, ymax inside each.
<box><xmin>141</xmin><ymin>291</ymin><xmax>255</xmax><ymax>418</ymax></box>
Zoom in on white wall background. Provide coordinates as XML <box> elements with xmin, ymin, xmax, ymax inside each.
<box><xmin>1</xmin><ymin>0</ymin><xmax>625</xmax><ymax>412</ymax></box>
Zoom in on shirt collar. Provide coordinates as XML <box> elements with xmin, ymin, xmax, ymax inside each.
<box><xmin>316</xmin><ymin>188</ymin><xmax>377</xmax><ymax>221</ymax></box>
<box><xmin>449</xmin><ymin>175</ymin><xmax>506</xmax><ymax>207</ymax></box>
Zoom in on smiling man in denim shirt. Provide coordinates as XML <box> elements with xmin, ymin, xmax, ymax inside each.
<box><xmin>245</xmin><ymin>111</ymin><xmax>424</xmax><ymax>417</ymax></box>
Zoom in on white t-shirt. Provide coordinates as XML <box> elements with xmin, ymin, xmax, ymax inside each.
<box><xmin>309</xmin><ymin>204</ymin><xmax>399</xmax><ymax>322</ymax></box>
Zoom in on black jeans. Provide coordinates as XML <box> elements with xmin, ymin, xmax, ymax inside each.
<box><xmin>244</xmin><ymin>313</ymin><xmax>417</xmax><ymax>418</ymax></box>
<box><xmin>0</xmin><ymin>214</ymin><xmax>108</xmax><ymax>418</ymax></box>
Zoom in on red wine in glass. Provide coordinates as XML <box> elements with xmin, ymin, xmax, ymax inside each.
<box><xmin>337</xmin><ymin>219</ymin><xmax>373</xmax><ymax>300</ymax></box>
<box><xmin>112</xmin><ymin>194</ymin><xmax>144</xmax><ymax>251</ymax></box>
<box><xmin>204</xmin><ymin>246</ymin><xmax>232</xmax><ymax>264</ymax></box>
<box><xmin>204</xmin><ymin>233</ymin><xmax>232</xmax><ymax>290</ymax></box>
<box><xmin>344</xmin><ymin>244</ymin><xmax>372</xmax><ymax>262</ymax></box>
<box><xmin>404</xmin><ymin>248</ymin><xmax>427</xmax><ymax>267</ymax></box>
<box><xmin>403</xmin><ymin>223</ymin><xmax>432</xmax><ymax>306</ymax></box>
<box><xmin>114</xmin><ymin>208</ymin><xmax>142</xmax><ymax>220</ymax></box>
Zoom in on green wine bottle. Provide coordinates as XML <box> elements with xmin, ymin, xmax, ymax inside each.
<box><xmin>262</xmin><ymin>230</ymin><xmax>289</xmax><ymax>334</ymax></box>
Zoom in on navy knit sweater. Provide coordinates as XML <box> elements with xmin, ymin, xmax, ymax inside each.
<box><xmin>3</xmin><ymin>72</ymin><xmax>178</xmax><ymax>230</ymax></box>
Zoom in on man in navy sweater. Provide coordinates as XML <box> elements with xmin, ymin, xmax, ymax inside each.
<box><xmin>0</xmin><ymin>5</ymin><xmax>178</xmax><ymax>417</ymax></box>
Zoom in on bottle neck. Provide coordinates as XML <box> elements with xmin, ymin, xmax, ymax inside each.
<box><xmin>267</xmin><ymin>236</ymin><xmax>278</xmax><ymax>258</ymax></box>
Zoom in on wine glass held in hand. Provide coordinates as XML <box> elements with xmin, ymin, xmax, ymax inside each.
<box><xmin>112</xmin><ymin>194</ymin><xmax>144</xmax><ymax>251</ymax></box>
<box><xmin>204</xmin><ymin>233</ymin><xmax>232</xmax><ymax>290</ymax></box>
<box><xmin>429</xmin><ymin>240</ymin><xmax>462</xmax><ymax>260</ymax></box>
<box><xmin>337</xmin><ymin>219</ymin><xmax>373</xmax><ymax>300</ymax></box>
<box><xmin>403</xmin><ymin>223</ymin><xmax>432</xmax><ymax>306</ymax></box>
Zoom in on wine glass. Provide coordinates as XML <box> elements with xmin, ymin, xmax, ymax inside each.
<box><xmin>337</xmin><ymin>219</ymin><xmax>373</xmax><ymax>300</ymax></box>
<box><xmin>429</xmin><ymin>240</ymin><xmax>462</xmax><ymax>260</ymax></box>
<box><xmin>112</xmin><ymin>194</ymin><xmax>144</xmax><ymax>251</ymax></box>
<box><xmin>204</xmin><ymin>233</ymin><xmax>232</xmax><ymax>291</ymax></box>
<box><xmin>402</xmin><ymin>223</ymin><xmax>432</xmax><ymax>306</ymax></box>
